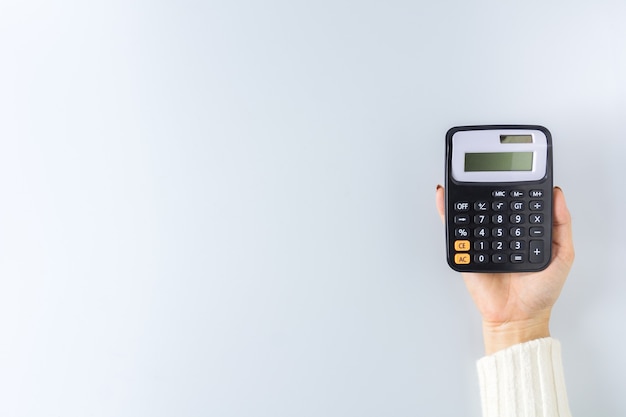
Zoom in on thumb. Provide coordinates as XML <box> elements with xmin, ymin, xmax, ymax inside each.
<box><xmin>435</xmin><ymin>185</ymin><xmax>445</xmax><ymax>223</ymax></box>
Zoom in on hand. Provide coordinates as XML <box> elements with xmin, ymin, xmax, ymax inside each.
<box><xmin>436</xmin><ymin>186</ymin><xmax>575</xmax><ymax>354</ymax></box>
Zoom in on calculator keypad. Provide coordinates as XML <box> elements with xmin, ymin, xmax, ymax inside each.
<box><xmin>449</xmin><ymin>188</ymin><xmax>550</xmax><ymax>271</ymax></box>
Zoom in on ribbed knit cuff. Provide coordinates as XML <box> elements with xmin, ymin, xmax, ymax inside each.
<box><xmin>477</xmin><ymin>337</ymin><xmax>571</xmax><ymax>417</ymax></box>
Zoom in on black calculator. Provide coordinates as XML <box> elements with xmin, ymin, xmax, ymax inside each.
<box><xmin>445</xmin><ymin>125</ymin><xmax>553</xmax><ymax>272</ymax></box>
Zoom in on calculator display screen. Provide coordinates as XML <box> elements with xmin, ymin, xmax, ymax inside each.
<box><xmin>464</xmin><ymin>152</ymin><xmax>533</xmax><ymax>172</ymax></box>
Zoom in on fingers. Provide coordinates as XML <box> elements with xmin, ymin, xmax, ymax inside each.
<box><xmin>436</xmin><ymin>184</ymin><xmax>574</xmax><ymax>264</ymax></box>
<box><xmin>435</xmin><ymin>185</ymin><xmax>445</xmax><ymax>223</ymax></box>
<box><xmin>552</xmin><ymin>187</ymin><xmax>571</xmax><ymax>227</ymax></box>
<box><xmin>551</xmin><ymin>186</ymin><xmax>575</xmax><ymax>266</ymax></box>
<box><xmin>435</xmin><ymin>184</ymin><xmax>574</xmax><ymax>267</ymax></box>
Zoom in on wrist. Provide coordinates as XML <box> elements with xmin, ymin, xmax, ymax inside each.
<box><xmin>482</xmin><ymin>312</ymin><xmax>551</xmax><ymax>355</ymax></box>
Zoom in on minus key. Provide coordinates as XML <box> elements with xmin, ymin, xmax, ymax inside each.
<box><xmin>530</xmin><ymin>227</ymin><xmax>544</xmax><ymax>237</ymax></box>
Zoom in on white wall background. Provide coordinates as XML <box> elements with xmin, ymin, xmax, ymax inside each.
<box><xmin>1</xmin><ymin>0</ymin><xmax>625</xmax><ymax>416</ymax></box>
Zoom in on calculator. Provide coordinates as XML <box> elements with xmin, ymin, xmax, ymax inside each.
<box><xmin>445</xmin><ymin>125</ymin><xmax>553</xmax><ymax>272</ymax></box>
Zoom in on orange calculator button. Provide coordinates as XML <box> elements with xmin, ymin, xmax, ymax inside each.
<box><xmin>454</xmin><ymin>240</ymin><xmax>470</xmax><ymax>251</ymax></box>
<box><xmin>454</xmin><ymin>253</ymin><xmax>471</xmax><ymax>265</ymax></box>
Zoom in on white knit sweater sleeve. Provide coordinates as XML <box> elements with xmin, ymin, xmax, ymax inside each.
<box><xmin>476</xmin><ymin>337</ymin><xmax>572</xmax><ymax>417</ymax></box>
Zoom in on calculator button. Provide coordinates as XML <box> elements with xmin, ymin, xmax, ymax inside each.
<box><xmin>510</xmin><ymin>190</ymin><xmax>524</xmax><ymax>198</ymax></box>
<box><xmin>474</xmin><ymin>214</ymin><xmax>489</xmax><ymax>224</ymax></box>
<box><xmin>510</xmin><ymin>201</ymin><xmax>524</xmax><ymax>211</ymax></box>
<box><xmin>492</xmin><ymin>214</ymin><xmax>505</xmax><ymax>224</ymax></box>
<box><xmin>529</xmin><ymin>214</ymin><xmax>544</xmax><ymax>224</ymax></box>
<box><xmin>492</xmin><ymin>254</ymin><xmax>506</xmax><ymax>263</ymax></box>
<box><xmin>510</xmin><ymin>254</ymin><xmax>524</xmax><ymax>263</ymax></box>
<box><xmin>455</xmin><ymin>202</ymin><xmax>470</xmax><ymax>211</ymax></box>
<box><xmin>492</xmin><ymin>190</ymin><xmax>507</xmax><ymax>198</ymax></box>
<box><xmin>529</xmin><ymin>227</ymin><xmax>544</xmax><ymax>237</ymax></box>
<box><xmin>492</xmin><ymin>201</ymin><xmax>506</xmax><ymax>211</ymax></box>
<box><xmin>510</xmin><ymin>227</ymin><xmax>525</xmax><ymax>237</ymax></box>
<box><xmin>530</xmin><ymin>201</ymin><xmax>543</xmax><ymax>211</ymax></box>
<box><xmin>474</xmin><ymin>227</ymin><xmax>490</xmax><ymax>238</ymax></box>
<box><xmin>454</xmin><ymin>240</ymin><xmax>470</xmax><ymax>251</ymax></box>
<box><xmin>492</xmin><ymin>240</ymin><xmax>506</xmax><ymax>251</ymax></box>
<box><xmin>474</xmin><ymin>201</ymin><xmax>489</xmax><ymax>211</ymax></box>
<box><xmin>474</xmin><ymin>240</ymin><xmax>488</xmax><ymax>251</ymax></box>
<box><xmin>529</xmin><ymin>240</ymin><xmax>544</xmax><ymax>263</ymax></box>
<box><xmin>529</xmin><ymin>190</ymin><xmax>544</xmax><ymax>198</ymax></box>
<box><xmin>454</xmin><ymin>253</ymin><xmax>471</xmax><ymax>265</ymax></box>
<box><xmin>510</xmin><ymin>240</ymin><xmax>525</xmax><ymax>250</ymax></box>
<box><xmin>455</xmin><ymin>227</ymin><xmax>470</xmax><ymax>238</ymax></box>
<box><xmin>509</xmin><ymin>214</ymin><xmax>525</xmax><ymax>224</ymax></box>
<box><xmin>492</xmin><ymin>227</ymin><xmax>505</xmax><ymax>238</ymax></box>
<box><xmin>474</xmin><ymin>253</ymin><xmax>489</xmax><ymax>264</ymax></box>
<box><xmin>454</xmin><ymin>214</ymin><xmax>470</xmax><ymax>225</ymax></box>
